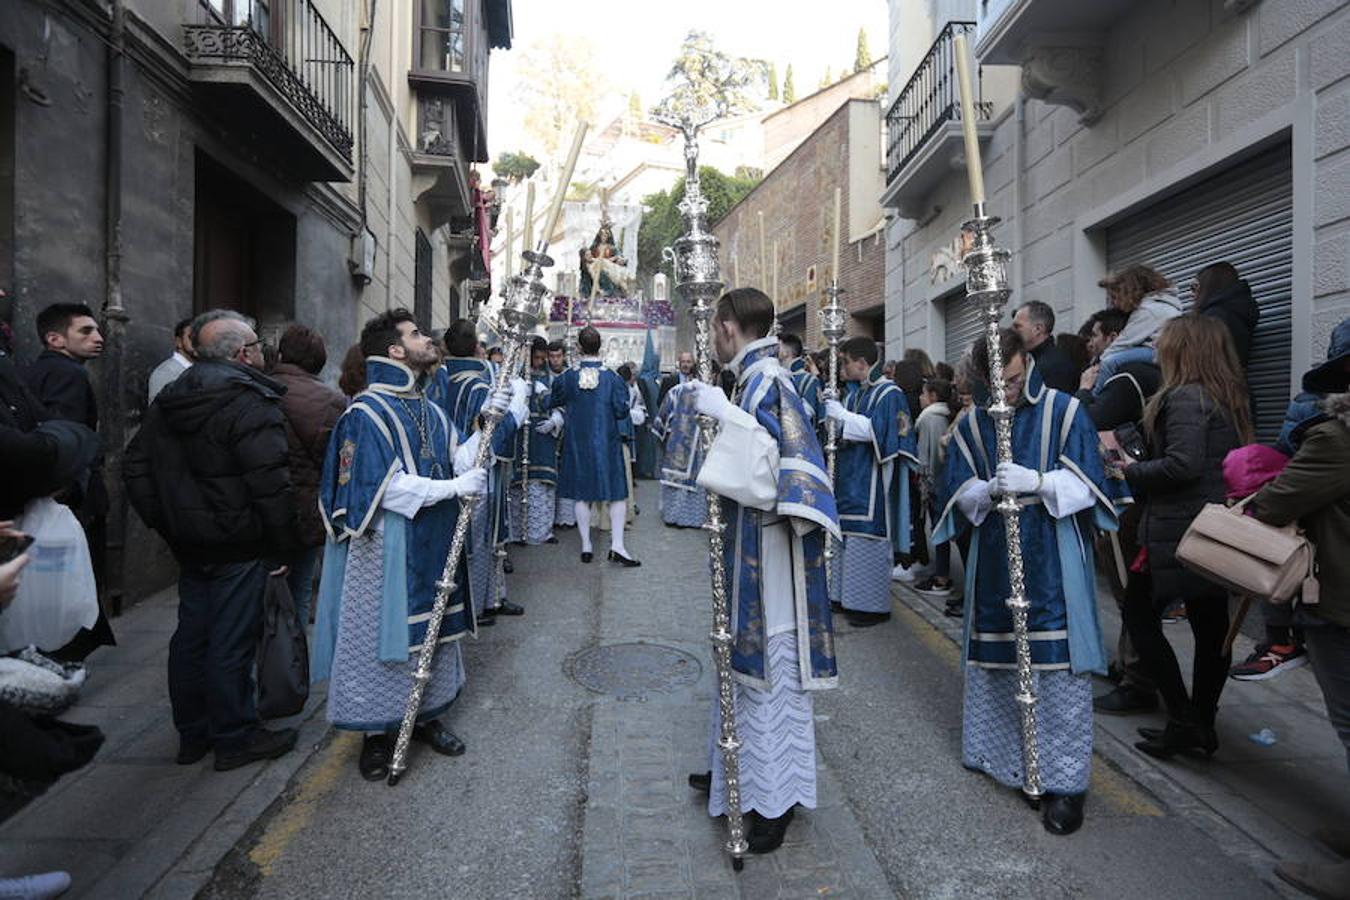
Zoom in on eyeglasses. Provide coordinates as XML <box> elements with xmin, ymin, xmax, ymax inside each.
<box><xmin>242</xmin><ymin>339</ymin><xmax>263</xmax><ymax>350</ymax></box>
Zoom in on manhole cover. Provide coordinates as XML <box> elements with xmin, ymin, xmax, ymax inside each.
<box><xmin>566</xmin><ymin>642</ymin><xmax>702</xmax><ymax>700</ymax></box>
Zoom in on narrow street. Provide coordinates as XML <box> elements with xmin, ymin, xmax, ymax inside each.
<box><xmin>186</xmin><ymin>480</ymin><xmax>1288</xmax><ymax>899</ymax></box>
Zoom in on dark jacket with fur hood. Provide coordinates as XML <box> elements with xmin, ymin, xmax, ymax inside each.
<box><xmin>1253</xmin><ymin>393</ymin><xmax>1350</xmax><ymax>627</ymax></box>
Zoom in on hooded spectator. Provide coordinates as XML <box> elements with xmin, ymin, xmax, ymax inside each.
<box><xmin>1192</xmin><ymin>262</ymin><xmax>1259</xmax><ymax>367</ymax></box>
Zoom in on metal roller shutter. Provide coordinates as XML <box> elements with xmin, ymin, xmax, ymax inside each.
<box><xmin>1106</xmin><ymin>144</ymin><xmax>1292</xmax><ymax>441</ymax></box>
<box><xmin>943</xmin><ymin>290</ymin><xmax>987</xmax><ymax>369</ymax></box>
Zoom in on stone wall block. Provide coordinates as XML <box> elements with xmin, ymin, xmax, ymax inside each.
<box><xmin>1213</xmin><ymin>50</ymin><xmax>1297</xmax><ymax>137</ymax></box>
<box><xmin>1259</xmin><ymin>0</ymin><xmax>1343</xmax><ymax>57</ymax></box>
<box><xmin>1313</xmin><ymin>229</ymin><xmax>1350</xmax><ymax>298</ymax></box>
<box><xmin>1310</xmin><ymin>10</ymin><xmax>1350</xmax><ymax>92</ymax></box>
<box><xmin>1314</xmin><ymin>151</ymin><xmax>1350</xmax><ymax>227</ymax></box>
<box><xmin>1144</xmin><ymin>0</ymin><xmax>1212</xmax><ymax>73</ymax></box>
<box><xmin>1146</xmin><ymin>101</ymin><xmax>1210</xmax><ymax>177</ymax></box>
<box><xmin>1027</xmin><ymin>146</ymin><xmax>1072</xmax><ymax>203</ymax></box>
<box><xmin>1073</xmin><ymin>110</ymin><xmax>1120</xmax><ymax>176</ymax></box>
<box><xmin>1180</xmin><ymin>15</ymin><xmax>1251</xmax><ymax>105</ymax></box>
<box><xmin>1316</xmin><ymin>82</ymin><xmax>1350</xmax><ymax>160</ymax></box>
<box><xmin>1117</xmin><ymin>79</ymin><xmax>1174</xmax><ymax>144</ymax></box>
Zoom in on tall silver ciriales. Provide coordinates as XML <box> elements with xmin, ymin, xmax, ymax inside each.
<box><xmin>952</xmin><ymin>32</ymin><xmax>1041</xmax><ymax>802</ymax></box>
<box><xmin>818</xmin><ymin>279</ymin><xmax>847</xmax><ymax>596</ymax></box>
<box><xmin>661</xmin><ymin>105</ymin><xmax>749</xmax><ymax>871</ymax></box>
<box><xmin>386</xmin><ymin>242</ymin><xmax>554</xmax><ymax>786</ymax></box>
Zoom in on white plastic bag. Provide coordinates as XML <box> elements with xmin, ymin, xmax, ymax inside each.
<box><xmin>0</xmin><ymin>498</ymin><xmax>99</xmax><ymax>653</ymax></box>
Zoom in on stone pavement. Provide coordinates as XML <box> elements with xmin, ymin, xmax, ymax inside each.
<box><xmin>577</xmin><ymin>482</ymin><xmax>893</xmax><ymax>898</ymax></box>
<box><xmin>894</xmin><ymin>567</ymin><xmax>1350</xmax><ymax>887</ymax></box>
<box><xmin>0</xmin><ymin>588</ymin><xmax>333</xmax><ymax>898</ymax></box>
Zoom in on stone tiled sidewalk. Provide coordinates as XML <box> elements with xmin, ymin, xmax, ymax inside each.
<box><xmin>577</xmin><ymin>482</ymin><xmax>894</xmax><ymax>899</ymax></box>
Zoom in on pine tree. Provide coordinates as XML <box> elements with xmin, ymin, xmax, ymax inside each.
<box><xmin>767</xmin><ymin>62</ymin><xmax>779</xmax><ymax>101</ymax></box>
<box><xmin>819</xmin><ymin>65</ymin><xmax>834</xmax><ymax>89</ymax></box>
<box><xmin>854</xmin><ymin>28</ymin><xmax>872</xmax><ymax>73</ymax></box>
<box><xmin>783</xmin><ymin>65</ymin><xmax>796</xmax><ymax>103</ymax></box>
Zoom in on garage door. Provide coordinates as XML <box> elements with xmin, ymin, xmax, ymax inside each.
<box><xmin>943</xmin><ymin>289</ymin><xmax>986</xmax><ymax>369</ymax></box>
<box><xmin>1106</xmin><ymin>144</ymin><xmax>1292</xmax><ymax>441</ymax></box>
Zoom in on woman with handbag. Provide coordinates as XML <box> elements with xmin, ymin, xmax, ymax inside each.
<box><xmin>1120</xmin><ymin>315</ymin><xmax>1252</xmax><ymax>759</ymax></box>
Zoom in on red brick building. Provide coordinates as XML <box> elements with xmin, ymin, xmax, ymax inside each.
<box><xmin>713</xmin><ymin>99</ymin><xmax>887</xmax><ymax>350</ymax></box>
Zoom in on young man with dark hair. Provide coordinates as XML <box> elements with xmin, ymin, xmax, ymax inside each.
<box><xmin>681</xmin><ymin>287</ymin><xmax>840</xmax><ymax>853</ymax></box>
<box><xmin>549</xmin><ymin>326</ymin><xmax>638</xmax><ymax>565</ymax></box>
<box><xmin>313</xmin><ymin>308</ymin><xmax>493</xmax><ymax>779</ymax></box>
<box><xmin>510</xmin><ymin>336</ymin><xmax>564</xmax><ymax>546</ymax></box>
<box><xmin>430</xmin><ymin>319</ymin><xmax>527</xmax><ymax>625</ymax></box>
<box><xmin>934</xmin><ymin>328</ymin><xmax>1125</xmax><ymax>835</ymax></box>
<box><xmin>24</xmin><ymin>302</ymin><xmax>113</xmax><ymax>659</ymax></box>
<box><xmin>1012</xmin><ymin>300</ymin><xmax>1079</xmax><ymax>393</ymax></box>
<box><xmin>544</xmin><ymin>339</ymin><xmax>577</xmax><ymax>529</ymax></box>
<box><xmin>776</xmin><ymin>331</ymin><xmax>821</xmax><ymax>425</ymax></box>
<box><xmin>149</xmin><ymin>317</ymin><xmax>195</xmax><ymax>403</ymax></box>
<box><xmin>823</xmin><ymin>335</ymin><xmax>919</xmax><ymax>626</ymax></box>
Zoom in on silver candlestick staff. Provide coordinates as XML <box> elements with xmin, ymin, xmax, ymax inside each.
<box><xmin>660</xmin><ymin>101</ymin><xmax>749</xmax><ymax>871</ymax></box>
<box><xmin>818</xmin><ymin>278</ymin><xmax>847</xmax><ymax>599</ymax></box>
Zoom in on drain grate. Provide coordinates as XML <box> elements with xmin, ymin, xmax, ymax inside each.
<box><xmin>565</xmin><ymin>642</ymin><xmax>702</xmax><ymax>700</ymax></box>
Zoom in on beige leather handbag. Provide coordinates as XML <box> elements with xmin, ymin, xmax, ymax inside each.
<box><xmin>1176</xmin><ymin>495</ymin><xmax>1316</xmax><ymax>605</ymax></box>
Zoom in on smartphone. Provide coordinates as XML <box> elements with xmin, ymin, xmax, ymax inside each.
<box><xmin>0</xmin><ymin>533</ymin><xmax>35</xmax><ymax>564</ymax></box>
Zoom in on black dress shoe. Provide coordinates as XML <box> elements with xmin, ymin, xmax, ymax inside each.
<box><xmin>503</xmin><ymin>559</ymin><xmax>514</xmax><ymax>574</ymax></box>
<box><xmin>546</xmin><ymin>536</ymin><xmax>559</xmax><ymax>544</ymax></box>
<box><xmin>359</xmin><ymin>734</ymin><xmax>392</xmax><ymax>781</ymax></box>
<box><xmin>1136</xmin><ymin>726</ymin><xmax>1164</xmax><ymax>741</ymax></box>
<box><xmin>688</xmin><ymin>771</ymin><xmax>711</xmax><ymax>793</ymax></box>
<box><xmin>476</xmin><ymin>613</ymin><xmax>496</xmax><ymax>627</ymax></box>
<box><xmin>214</xmin><ymin>727</ymin><xmax>298</xmax><ymax>772</ymax></box>
<box><xmin>176</xmin><ymin>737</ymin><xmax>211</xmax><ymax>765</ymax></box>
<box><xmin>1094</xmin><ymin>685</ymin><xmax>1158</xmax><ymax>715</ymax></box>
<box><xmin>1041</xmin><ymin>792</ymin><xmax>1086</xmax><ymax>835</ymax></box>
<box><xmin>495</xmin><ymin>600</ymin><xmax>525</xmax><ymax>616</ymax></box>
<box><xmin>608</xmin><ymin>550</ymin><xmax>641</xmax><ymax>567</ymax></box>
<box><xmin>943</xmin><ymin>600</ymin><xmax>964</xmax><ymax>618</ymax></box>
<box><xmin>845</xmin><ymin>610</ymin><xmax>891</xmax><ymax>628</ymax></box>
<box><xmin>748</xmin><ymin>807</ymin><xmax>795</xmax><ymax>854</ymax></box>
<box><xmin>581</xmin><ymin>551</ymin><xmax>593</xmax><ymax>563</ymax></box>
<box><xmin>412</xmin><ymin>719</ymin><xmax>466</xmax><ymax>757</ymax></box>
<box><xmin>1135</xmin><ymin>720</ymin><xmax>1218</xmax><ymax>760</ymax></box>
<box><xmin>829</xmin><ymin>601</ymin><xmax>845</xmax><ymax>613</ymax></box>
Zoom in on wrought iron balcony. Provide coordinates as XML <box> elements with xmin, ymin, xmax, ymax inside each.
<box><xmin>184</xmin><ymin>0</ymin><xmax>354</xmax><ymax>181</ymax></box>
<box><xmin>885</xmin><ymin>22</ymin><xmax>991</xmax><ymax>184</ymax></box>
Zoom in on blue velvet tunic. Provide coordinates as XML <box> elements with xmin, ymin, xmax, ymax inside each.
<box><xmin>651</xmin><ymin>385</ymin><xmax>705</xmax><ymax>492</ymax></box>
<box><xmin>312</xmin><ymin>358</ymin><xmax>474</xmax><ymax>681</ymax></box>
<box><xmin>787</xmin><ymin>357</ymin><xmax>821</xmax><ymax>427</ymax></box>
<box><xmin>833</xmin><ymin>366</ymin><xmax>919</xmax><ymax>554</ymax></box>
<box><xmin>512</xmin><ymin>368</ymin><xmax>559</xmax><ymax>487</ymax></box>
<box><xmin>550</xmin><ymin>359</ymin><xmax>631</xmax><ymax>502</ymax></box>
<box><xmin>713</xmin><ymin>338</ymin><xmax>842</xmax><ymax>691</ymax></box>
<box><xmin>934</xmin><ymin>383</ymin><xmax>1128</xmax><ymax>675</ymax></box>
<box><xmin>431</xmin><ymin>356</ymin><xmax>518</xmax><ymax>544</ymax></box>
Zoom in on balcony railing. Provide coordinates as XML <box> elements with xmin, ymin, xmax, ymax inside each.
<box><xmin>885</xmin><ymin>22</ymin><xmax>992</xmax><ymax>184</ymax></box>
<box><xmin>185</xmin><ymin>0</ymin><xmax>354</xmax><ymax>160</ymax></box>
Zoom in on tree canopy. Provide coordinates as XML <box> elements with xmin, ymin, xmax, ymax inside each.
<box><xmin>783</xmin><ymin>65</ymin><xmax>796</xmax><ymax>104</ymax></box>
<box><xmin>637</xmin><ymin>166</ymin><xmax>761</xmax><ymax>283</ymax></box>
<box><xmin>491</xmin><ymin>151</ymin><xmax>540</xmax><ymax>184</ymax></box>
<box><xmin>652</xmin><ymin>31</ymin><xmax>765</xmax><ymax>121</ymax></box>
<box><xmin>513</xmin><ymin>34</ymin><xmax>603</xmax><ymax>156</ymax></box>
<box><xmin>854</xmin><ymin>28</ymin><xmax>873</xmax><ymax>73</ymax></box>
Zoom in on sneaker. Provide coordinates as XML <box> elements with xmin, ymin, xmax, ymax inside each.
<box><xmin>913</xmin><ymin>576</ymin><xmax>955</xmax><ymax>599</ymax></box>
<box><xmin>214</xmin><ymin>727</ymin><xmax>298</xmax><ymax>772</ymax></box>
<box><xmin>1161</xmin><ymin>600</ymin><xmax>1187</xmax><ymax>624</ymax></box>
<box><xmin>0</xmin><ymin>870</ymin><xmax>71</xmax><ymax>899</ymax></box>
<box><xmin>890</xmin><ymin>562</ymin><xmax>928</xmax><ymax>583</ymax></box>
<box><xmin>1229</xmin><ymin>643</ymin><xmax>1308</xmax><ymax>682</ymax></box>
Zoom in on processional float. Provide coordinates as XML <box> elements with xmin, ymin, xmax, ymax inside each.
<box><xmin>953</xmin><ymin>34</ymin><xmax>1043</xmax><ymax>802</ymax></box>
<box><xmin>659</xmin><ymin>102</ymin><xmax>750</xmax><ymax>870</ymax></box>
<box><xmin>387</xmin><ymin>123</ymin><xmax>589</xmax><ymax>786</ymax></box>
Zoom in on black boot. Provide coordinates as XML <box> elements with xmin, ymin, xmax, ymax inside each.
<box><xmin>1134</xmin><ymin>719</ymin><xmax>1218</xmax><ymax>760</ymax></box>
<box><xmin>1094</xmin><ymin>685</ymin><xmax>1158</xmax><ymax>715</ymax></box>
<box><xmin>1041</xmin><ymin>793</ymin><xmax>1086</xmax><ymax>835</ymax></box>
<box><xmin>687</xmin><ymin>771</ymin><xmax>711</xmax><ymax>793</ymax></box>
<box><xmin>412</xmin><ymin>719</ymin><xmax>466</xmax><ymax>757</ymax></box>
<box><xmin>747</xmin><ymin>807</ymin><xmax>795</xmax><ymax>853</ymax></box>
<box><xmin>359</xmin><ymin>733</ymin><xmax>392</xmax><ymax>781</ymax></box>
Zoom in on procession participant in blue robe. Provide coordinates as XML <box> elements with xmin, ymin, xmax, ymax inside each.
<box><xmin>546</xmin><ymin>341</ymin><xmax>578</xmax><ymax>529</ymax></box>
<box><xmin>777</xmin><ymin>332</ymin><xmax>821</xmax><ymax>426</ymax></box>
<box><xmin>313</xmin><ymin>309</ymin><xmax>492</xmax><ymax>781</ymax></box>
<box><xmin>934</xmin><ymin>327</ymin><xmax>1125</xmax><ymax>837</ymax></box>
<box><xmin>651</xmin><ymin>381</ymin><xmax>708</xmax><ymax>528</ymax></box>
<box><xmin>596</xmin><ymin>363</ymin><xmax>645</xmax><ymax>532</ymax></box>
<box><xmin>549</xmin><ymin>326</ymin><xmax>638</xmax><ymax>566</ymax></box>
<box><xmin>635</xmin><ymin>329</ymin><xmax>663</xmax><ymax>480</ymax></box>
<box><xmin>432</xmin><ymin>320</ymin><xmax>527</xmax><ymax>623</ymax></box>
<box><xmin>510</xmin><ymin>337</ymin><xmax>563</xmax><ymax>546</ymax></box>
<box><xmin>822</xmin><ymin>337</ymin><xmax>919</xmax><ymax>627</ymax></box>
<box><xmin>683</xmin><ymin>288</ymin><xmax>841</xmax><ymax>855</ymax></box>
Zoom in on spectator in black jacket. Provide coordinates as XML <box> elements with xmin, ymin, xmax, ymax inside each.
<box><xmin>1192</xmin><ymin>261</ymin><xmax>1259</xmax><ymax>367</ymax></box>
<box><xmin>124</xmin><ymin>309</ymin><xmax>299</xmax><ymax>772</ymax></box>
<box><xmin>658</xmin><ymin>351</ymin><xmax>696</xmax><ymax>405</ymax></box>
<box><xmin>22</xmin><ymin>303</ymin><xmax>114</xmax><ymax>660</ymax></box>
<box><xmin>1012</xmin><ymin>300</ymin><xmax>1079</xmax><ymax>392</ymax></box>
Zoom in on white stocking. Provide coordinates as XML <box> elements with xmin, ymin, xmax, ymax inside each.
<box><xmin>609</xmin><ymin>500</ymin><xmax>628</xmax><ymax>557</ymax></box>
<box><xmin>575</xmin><ymin>500</ymin><xmax>592</xmax><ymax>553</ymax></box>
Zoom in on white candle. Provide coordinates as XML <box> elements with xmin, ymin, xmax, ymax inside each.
<box><xmin>952</xmin><ymin>34</ymin><xmax>986</xmax><ymax>206</ymax></box>
<box><xmin>831</xmin><ymin>187</ymin><xmax>842</xmax><ymax>280</ymax></box>
<box><xmin>733</xmin><ymin>254</ymin><xmax>740</xmax><ymax>288</ymax></box>
<box><xmin>758</xmin><ymin>211</ymin><xmax>767</xmax><ymax>292</ymax></box>
<box><xmin>504</xmin><ymin>209</ymin><xmax>514</xmax><ymax>280</ymax></box>
<box><xmin>543</xmin><ymin>122</ymin><xmax>588</xmax><ymax>245</ymax></box>
<box><xmin>522</xmin><ymin>180</ymin><xmax>535</xmax><ymax>252</ymax></box>
<box><xmin>772</xmin><ymin>241</ymin><xmax>779</xmax><ymax>310</ymax></box>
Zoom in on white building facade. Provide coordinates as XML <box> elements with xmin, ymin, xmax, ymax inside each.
<box><xmin>882</xmin><ymin>0</ymin><xmax>1350</xmax><ymax>440</ymax></box>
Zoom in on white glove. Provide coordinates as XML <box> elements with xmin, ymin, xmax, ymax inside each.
<box><xmin>508</xmin><ymin>377</ymin><xmax>529</xmax><ymax>426</ymax></box>
<box><xmin>994</xmin><ymin>462</ymin><xmax>1041</xmax><ymax>496</ymax></box>
<box><xmin>630</xmin><ymin>405</ymin><xmax>647</xmax><ymax>427</ymax></box>
<box><xmin>690</xmin><ymin>381</ymin><xmax>737</xmax><ymax>422</ymax></box>
<box><xmin>819</xmin><ymin>387</ymin><xmax>839</xmax><ymax>404</ymax></box>
<box><xmin>448</xmin><ymin>467</ymin><xmax>487</xmax><ymax>498</ymax></box>
<box><xmin>536</xmin><ymin>410</ymin><xmax>563</xmax><ymax>435</ymax></box>
<box><xmin>824</xmin><ymin>399</ymin><xmax>848</xmax><ymax>423</ymax></box>
<box><xmin>486</xmin><ymin>385</ymin><xmax>511</xmax><ymax>416</ymax></box>
<box><xmin>532</xmin><ymin>380</ymin><xmax>549</xmax><ymax>396</ymax></box>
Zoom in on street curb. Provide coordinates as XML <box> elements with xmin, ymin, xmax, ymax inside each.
<box><xmin>889</xmin><ymin>582</ymin><xmax>1306</xmax><ymax>900</ymax></box>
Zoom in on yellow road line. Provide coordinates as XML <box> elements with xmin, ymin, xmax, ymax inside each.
<box><xmin>248</xmin><ymin>732</ymin><xmax>359</xmax><ymax>877</ymax></box>
<box><xmin>891</xmin><ymin>592</ymin><xmax>1162</xmax><ymax>817</ymax></box>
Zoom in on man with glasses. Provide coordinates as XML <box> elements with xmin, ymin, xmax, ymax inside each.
<box><xmin>125</xmin><ymin>309</ymin><xmax>301</xmax><ymax>772</ymax></box>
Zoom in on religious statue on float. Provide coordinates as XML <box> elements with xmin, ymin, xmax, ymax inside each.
<box><xmin>578</xmin><ymin>214</ymin><xmax>631</xmax><ymax>301</ymax></box>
